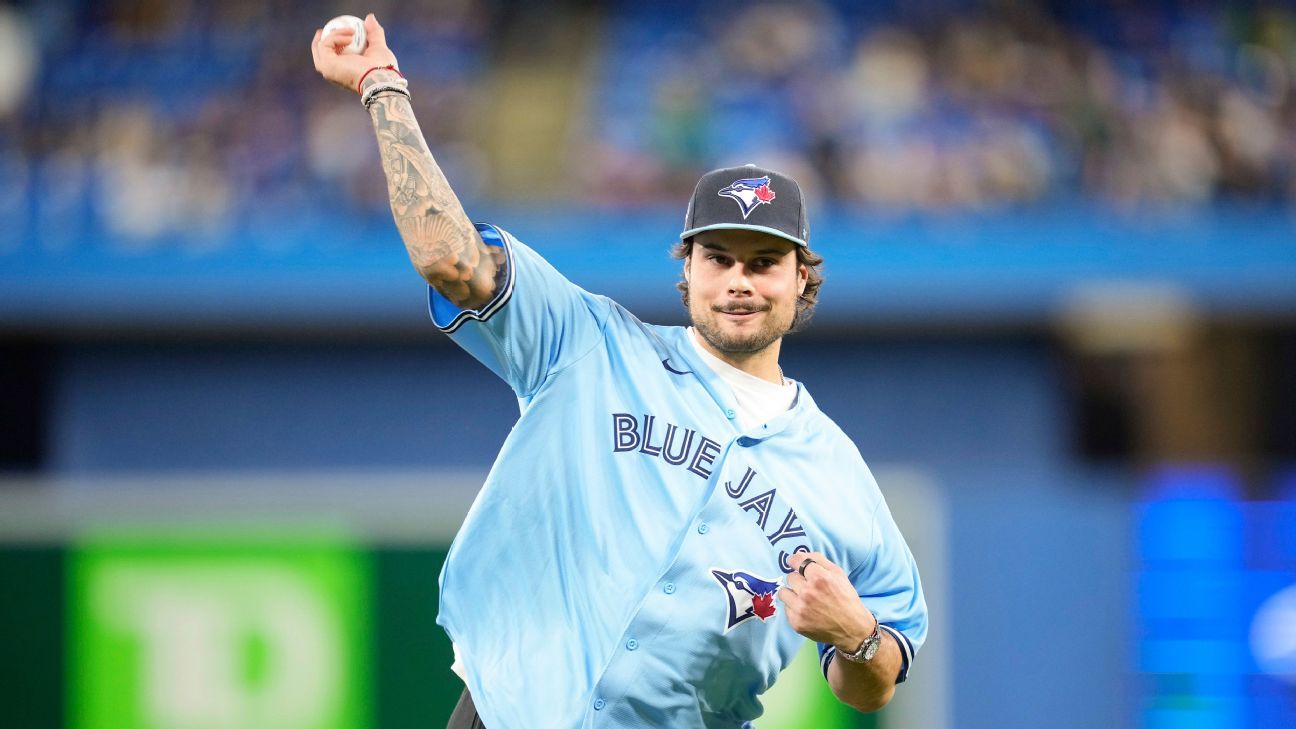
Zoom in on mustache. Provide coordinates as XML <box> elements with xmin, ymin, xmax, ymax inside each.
<box><xmin>712</xmin><ymin>304</ymin><xmax>770</xmax><ymax>314</ymax></box>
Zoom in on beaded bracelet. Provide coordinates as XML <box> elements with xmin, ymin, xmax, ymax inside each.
<box><xmin>362</xmin><ymin>81</ymin><xmax>411</xmax><ymax>111</ymax></box>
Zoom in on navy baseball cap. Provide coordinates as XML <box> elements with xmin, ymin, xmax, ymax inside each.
<box><xmin>680</xmin><ymin>164</ymin><xmax>809</xmax><ymax>247</ymax></box>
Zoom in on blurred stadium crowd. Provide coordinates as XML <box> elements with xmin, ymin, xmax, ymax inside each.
<box><xmin>586</xmin><ymin>1</ymin><xmax>1296</xmax><ymax>209</ymax></box>
<box><xmin>1</xmin><ymin>0</ymin><xmax>1294</xmax><ymax>249</ymax></box>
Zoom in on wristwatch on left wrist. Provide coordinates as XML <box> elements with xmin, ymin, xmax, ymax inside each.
<box><xmin>837</xmin><ymin>621</ymin><xmax>883</xmax><ymax>664</ymax></box>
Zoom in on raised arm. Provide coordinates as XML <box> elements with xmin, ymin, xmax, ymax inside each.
<box><xmin>311</xmin><ymin>13</ymin><xmax>504</xmax><ymax>311</ymax></box>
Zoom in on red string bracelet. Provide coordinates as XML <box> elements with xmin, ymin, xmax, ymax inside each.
<box><xmin>357</xmin><ymin>65</ymin><xmax>403</xmax><ymax>95</ymax></box>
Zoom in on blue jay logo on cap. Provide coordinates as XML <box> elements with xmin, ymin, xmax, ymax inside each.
<box><xmin>712</xmin><ymin>568</ymin><xmax>780</xmax><ymax>631</ymax></box>
<box><xmin>717</xmin><ymin>176</ymin><xmax>776</xmax><ymax>219</ymax></box>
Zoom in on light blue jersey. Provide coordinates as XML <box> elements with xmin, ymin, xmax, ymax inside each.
<box><xmin>432</xmin><ymin>224</ymin><xmax>927</xmax><ymax>729</ymax></box>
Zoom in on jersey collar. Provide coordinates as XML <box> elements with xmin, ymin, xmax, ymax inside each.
<box><xmin>659</xmin><ymin>326</ymin><xmax>814</xmax><ymax>441</ymax></box>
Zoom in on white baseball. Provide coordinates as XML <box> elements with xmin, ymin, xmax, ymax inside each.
<box><xmin>322</xmin><ymin>15</ymin><xmax>367</xmax><ymax>55</ymax></box>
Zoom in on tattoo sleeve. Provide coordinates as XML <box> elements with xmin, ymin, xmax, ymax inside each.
<box><xmin>365</xmin><ymin>73</ymin><xmax>506</xmax><ymax>311</ymax></box>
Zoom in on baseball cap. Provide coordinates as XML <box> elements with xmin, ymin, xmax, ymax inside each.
<box><xmin>679</xmin><ymin>164</ymin><xmax>810</xmax><ymax>247</ymax></box>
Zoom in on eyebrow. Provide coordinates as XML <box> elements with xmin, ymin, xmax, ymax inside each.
<box><xmin>698</xmin><ymin>242</ymin><xmax>789</xmax><ymax>256</ymax></box>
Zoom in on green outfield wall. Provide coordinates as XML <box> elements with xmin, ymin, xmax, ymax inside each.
<box><xmin>0</xmin><ymin>534</ymin><xmax>878</xmax><ymax>729</ymax></box>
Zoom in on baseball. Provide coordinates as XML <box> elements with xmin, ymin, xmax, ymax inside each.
<box><xmin>322</xmin><ymin>15</ymin><xmax>366</xmax><ymax>55</ymax></box>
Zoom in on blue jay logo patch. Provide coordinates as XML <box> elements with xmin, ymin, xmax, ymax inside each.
<box><xmin>712</xmin><ymin>568</ymin><xmax>780</xmax><ymax>631</ymax></box>
<box><xmin>717</xmin><ymin>176</ymin><xmax>776</xmax><ymax>219</ymax></box>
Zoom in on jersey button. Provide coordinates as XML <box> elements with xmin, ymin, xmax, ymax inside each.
<box><xmin>724</xmin><ymin>409</ymin><xmax>736</xmax><ymax>419</ymax></box>
<box><xmin>663</xmin><ymin>582</ymin><xmax>676</xmax><ymax>594</ymax></box>
<box><xmin>697</xmin><ymin>523</ymin><xmax>709</xmax><ymax>535</ymax></box>
<box><xmin>626</xmin><ymin>638</ymin><xmax>639</xmax><ymax>650</ymax></box>
<box><xmin>594</xmin><ymin>698</ymin><xmax>606</xmax><ymax>711</ymax></box>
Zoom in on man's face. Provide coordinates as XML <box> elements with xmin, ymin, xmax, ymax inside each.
<box><xmin>685</xmin><ymin>229</ymin><xmax>808</xmax><ymax>356</ymax></box>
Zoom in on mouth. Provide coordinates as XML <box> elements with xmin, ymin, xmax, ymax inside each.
<box><xmin>715</xmin><ymin>307</ymin><xmax>767</xmax><ymax>322</ymax></box>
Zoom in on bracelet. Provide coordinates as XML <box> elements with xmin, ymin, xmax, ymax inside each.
<box><xmin>362</xmin><ymin>78</ymin><xmax>409</xmax><ymax>105</ymax></box>
<box><xmin>362</xmin><ymin>81</ymin><xmax>411</xmax><ymax>111</ymax></box>
<box><xmin>356</xmin><ymin>64</ymin><xmax>404</xmax><ymax>95</ymax></box>
<box><xmin>360</xmin><ymin>77</ymin><xmax>408</xmax><ymax>100</ymax></box>
<box><xmin>362</xmin><ymin>84</ymin><xmax>410</xmax><ymax>110</ymax></box>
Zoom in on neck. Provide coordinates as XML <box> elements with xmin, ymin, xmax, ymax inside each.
<box><xmin>691</xmin><ymin>329</ymin><xmax>785</xmax><ymax>385</ymax></box>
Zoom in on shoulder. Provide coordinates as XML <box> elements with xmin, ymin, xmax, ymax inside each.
<box><xmin>485</xmin><ymin>224</ymin><xmax>619</xmax><ymax>318</ymax></box>
<box><xmin>598</xmin><ymin>307</ymin><xmax>687</xmax><ymax>348</ymax></box>
<box><xmin>795</xmin><ymin>395</ymin><xmax>865</xmax><ymax>459</ymax></box>
<box><xmin>794</xmin><ymin>400</ymin><xmax>881</xmax><ymax>495</ymax></box>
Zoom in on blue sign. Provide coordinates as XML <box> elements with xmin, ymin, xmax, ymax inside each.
<box><xmin>1135</xmin><ymin>467</ymin><xmax>1296</xmax><ymax>727</ymax></box>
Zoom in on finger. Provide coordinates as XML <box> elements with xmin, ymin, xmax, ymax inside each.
<box><xmin>794</xmin><ymin>556</ymin><xmax>828</xmax><ymax>582</ymax></box>
<box><xmin>316</xmin><ymin>28</ymin><xmax>341</xmax><ymax>57</ymax></box>
<box><xmin>788</xmin><ymin>552</ymin><xmax>815</xmax><ymax>571</ymax></box>
<box><xmin>802</xmin><ymin>552</ymin><xmax>843</xmax><ymax>576</ymax></box>
<box><xmin>322</xmin><ymin>26</ymin><xmax>354</xmax><ymax>45</ymax></box>
<box><xmin>311</xmin><ymin>29</ymin><xmax>321</xmax><ymax>67</ymax></box>
<box><xmin>366</xmin><ymin>13</ymin><xmax>388</xmax><ymax>50</ymax></box>
<box><xmin>777</xmin><ymin>586</ymin><xmax>799</xmax><ymax>605</ymax></box>
<box><xmin>326</xmin><ymin>28</ymin><xmax>356</xmax><ymax>51</ymax></box>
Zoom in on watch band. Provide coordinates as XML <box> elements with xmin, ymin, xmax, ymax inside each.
<box><xmin>837</xmin><ymin>621</ymin><xmax>883</xmax><ymax>664</ymax></box>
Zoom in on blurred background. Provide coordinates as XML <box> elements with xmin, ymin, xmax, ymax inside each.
<box><xmin>1</xmin><ymin>0</ymin><xmax>1295</xmax><ymax>727</ymax></box>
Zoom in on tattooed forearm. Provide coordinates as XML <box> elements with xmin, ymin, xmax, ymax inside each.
<box><xmin>365</xmin><ymin>72</ymin><xmax>505</xmax><ymax>310</ymax></box>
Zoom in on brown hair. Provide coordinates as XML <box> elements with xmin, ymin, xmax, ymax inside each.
<box><xmin>671</xmin><ymin>238</ymin><xmax>825</xmax><ymax>331</ymax></box>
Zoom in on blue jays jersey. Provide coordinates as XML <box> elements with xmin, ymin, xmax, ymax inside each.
<box><xmin>432</xmin><ymin>224</ymin><xmax>927</xmax><ymax>729</ymax></box>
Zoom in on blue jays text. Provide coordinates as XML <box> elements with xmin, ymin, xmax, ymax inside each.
<box><xmin>613</xmin><ymin>412</ymin><xmax>811</xmax><ymax>573</ymax></box>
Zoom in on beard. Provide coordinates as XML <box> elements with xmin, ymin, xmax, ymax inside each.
<box><xmin>691</xmin><ymin>301</ymin><xmax>793</xmax><ymax>355</ymax></box>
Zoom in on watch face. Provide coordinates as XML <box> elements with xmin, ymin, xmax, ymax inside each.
<box><xmin>863</xmin><ymin>635</ymin><xmax>880</xmax><ymax>660</ymax></box>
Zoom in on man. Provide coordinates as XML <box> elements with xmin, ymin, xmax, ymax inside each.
<box><xmin>313</xmin><ymin>15</ymin><xmax>926</xmax><ymax>728</ymax></box>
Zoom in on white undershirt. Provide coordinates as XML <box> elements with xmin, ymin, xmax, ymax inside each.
<box><xmin>686</xmin><ymin>328</ymin><xmax>797</xmax><ymax>430</ymax></box>
<box><xmin>449</xmin><ymin>329</ymin><xmax>797</xmax><ymax>684</ymax></box>
<box><xmin>452</xmin><ymin>644</ymin><xmax>466</xmax><ymax>681</ymax></box>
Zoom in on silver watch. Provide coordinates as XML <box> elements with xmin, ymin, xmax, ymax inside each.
<box><xmin>837</xmin><ymin>622</ymin><xmax>882</xmax><ymax>663</ymax></box>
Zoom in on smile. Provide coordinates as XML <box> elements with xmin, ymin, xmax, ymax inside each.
<box><xmin>719</xmin><ymin>310</ymin><xmax>762</xmax><ymax>321</ymax></box>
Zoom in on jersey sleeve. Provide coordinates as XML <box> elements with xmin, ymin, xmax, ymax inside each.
<box><xmin>817</xmin><ymin>496</ymin><xmax>928</xmax><ymax>684</ymax></box>
<box><xmin>428</xmin><ymin>223</ymin><xmax>610</xmax><ymax>397</ymax></box>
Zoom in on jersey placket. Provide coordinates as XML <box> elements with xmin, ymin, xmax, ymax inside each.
<box><xmin>588</xmin><ymin>543</ymin><xmax>699</xmax><ymax>724</ymax></box>
<box><xmin>586</xmin><ymin>434</ymin><xmax>748</xmax><ymax>724</ymax></box>
<box><xmin>587</xmin><ymin>434</ymin><xmax>801</xmax><ymax>725</ymax></box>
<box><xmin>587</xmin><ymin>333</ymin><xmax>805</xmax><ymax>723</ymax></box>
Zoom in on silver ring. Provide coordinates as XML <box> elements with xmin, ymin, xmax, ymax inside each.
<box><xmin>797</xmin><ymin>558</ymin><xmax>816</xmax><ymax>578</ymax></box>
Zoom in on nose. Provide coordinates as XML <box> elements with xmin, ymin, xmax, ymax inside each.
<box><xmin>727</xmin><ymin>266</ymin><xmax>754</xmax><ymax>296</ymax></box>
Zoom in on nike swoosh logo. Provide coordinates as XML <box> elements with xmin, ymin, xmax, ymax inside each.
<box><xmin>662</xmin><ymin>358</ymin><xmax>689</xmax><ymax>375</ymax></box>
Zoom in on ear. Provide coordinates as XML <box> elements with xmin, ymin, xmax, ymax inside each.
<box><xmin>684</xmin><ymin>257</ymin><xmax>691</xmax><ymax>282</ymax></box>
<box><xmin>797</xmin><ymin>261</ymin><xmax>808</xmax><ymax>296</ymax></box>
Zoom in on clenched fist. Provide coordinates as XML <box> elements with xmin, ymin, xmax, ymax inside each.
<box><xmin>778</xmin><ymin>552</ymin><xmax>876</xmax><ymax>653</ymax></box>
